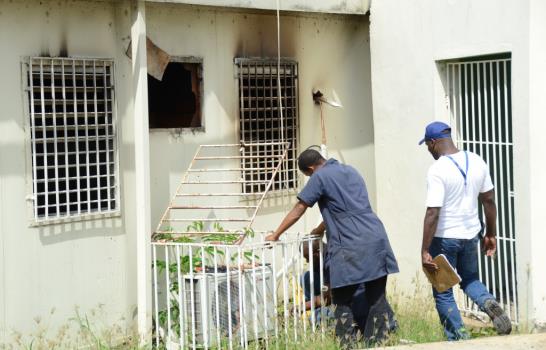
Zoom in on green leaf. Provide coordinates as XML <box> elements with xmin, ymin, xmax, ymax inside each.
<box><xmin>174</xmin><ymin>236</ymin><xmax>195</xmax><ymax>243</ymax></box>
<box><xmin>154</xmin><ymin>260</ymin><xmax>167</xmax><ymax>274</ymax></box>
<box><xmin>213</xmin><ymin>222</ymin><xmax>225</xmax><ymax>232</ymax></box>
<box><xmin>186</xmin><ymin>220</ymin><xmax>205</xmax><ymax>232</ymax></box>
<box><xmin>244</xmin><ymin>227</ymin><xmax>255</xmax><ymax>238</ymax></box>
<box><xmin>202</xmin><ymin>231</ymin><xmax>239</xmax><ymax>245</ymax></box>
<box><xmin>153</xmin><ymin>232</ymin><xmax>172</xmax><ymax>241</ymax></box>
<box><xmin>243</xmin><ymin>251</ymin><xmax>260</xmax><ymax>263</ymax></box>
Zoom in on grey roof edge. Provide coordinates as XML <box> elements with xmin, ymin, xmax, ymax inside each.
<box><xmin>145</xmin><ymin>0</ymin><xmax>370</xmax><ymax>15</ymax></box>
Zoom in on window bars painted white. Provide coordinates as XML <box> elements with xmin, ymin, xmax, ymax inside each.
<box><xmin>27</xmin><ymin>57</ymin><xmax>118</xmax><ymax>222</ymax></box>
<box><xmin>153</xmin><ymin>142</ymin><xmax>290</xmax><ymax>243</ymax></box>
<box><xmin>152</xmin><ymin>235</ymin><xmax>327</xmax><ymax>349</ymax></box>
<box><xmin>446</xmin><ymin>56</ymin><xmax>517</xmax><ymax>323</ymax></box>
<box><xmin>235</xmin><ymin>58</ymin><xmax>299</xmax><ymax>194</ymax></box>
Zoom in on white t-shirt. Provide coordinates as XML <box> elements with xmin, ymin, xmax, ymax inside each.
<box><xmin>426</xmin><ymin>151</ymin><xmax>494</xmax><ymax>239</ymax></box>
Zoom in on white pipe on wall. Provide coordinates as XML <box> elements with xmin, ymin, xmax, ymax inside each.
<box><xmin>131</xmin><ymin>0</ymin><xmax>152</xmax><ymax>343</ymax></box>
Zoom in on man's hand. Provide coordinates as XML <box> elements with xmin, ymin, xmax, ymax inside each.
<box><xmin>422</xmin><ymin>251</ymin><xmax>438</xmax><ymax>273</ymax></box>
<box><xmin>479</xmin><ymin>190</ymin><xmax>497</xmax><ymax>258</ymax></box>
<box><xmin>265</xmin><ymin>231</ymin><xmax>280</xmax><ymax>242</ymax></box>
<box><xmin>482</xmin><ymin>235</ymin><xmax>496</xmax><ymax>257</ymax></box>
<box><xmin>310</xmin><ymin>222</ymin><xmax>326</xmax><ymax>237</ymax></box>
<box><xmin>422</xmin><ymin>207</ymin><xmax>440</xmax><ymax>273</ymax></box>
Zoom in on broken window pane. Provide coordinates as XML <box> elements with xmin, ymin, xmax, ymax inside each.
<box><xmin>148</xmin><ymin>60</ymin><xmax>203</xmax><ymax>129</ymax></box>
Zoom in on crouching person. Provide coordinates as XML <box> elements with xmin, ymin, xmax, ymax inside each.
<box><xmin>300</xmin><ymin>239</ymin><xmax>333</xmax><ymax>325</ymax></box>
<box><xmin>266</xmin><ymin>149</ymin><xmax>399</xmax><ymax>347</ymax></box>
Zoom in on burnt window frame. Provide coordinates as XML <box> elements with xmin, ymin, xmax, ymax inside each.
<box><xmin>148</xmin><ymin>56</ymin><xmax>204</xmax><ymax>132</ymax></box>
<box><xmin>235</xmin><ymin>57</ymin><xmax>299</xmax><ymax>194</ymax></box>
<box><xmin>23</xmin><ymin>57</ymin><xmax>120</xmax><ymax>225</ymax></box>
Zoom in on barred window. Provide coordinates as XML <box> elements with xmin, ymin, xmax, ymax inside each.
<box><xmin>235</xmin><ymin>58</ymin><xmax>299</xmax><ymax>193</ymax></box>
<box><xmin>27</xmin><ymin>57</ymin><xmax>118</xmax><ymax>222</ymax></box>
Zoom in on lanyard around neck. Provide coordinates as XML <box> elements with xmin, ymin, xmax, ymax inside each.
<box><xmin>445</xmin><ymin>151</ymin><xmax>468</xmax><ymax>186</ymax></box>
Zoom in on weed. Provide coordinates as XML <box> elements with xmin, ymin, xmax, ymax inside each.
<box><xmin>1</xmin><ymin>306</ymin><xmax>146</xmax><ymax>350</ymax></box>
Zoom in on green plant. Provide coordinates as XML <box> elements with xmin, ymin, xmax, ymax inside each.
<box><xmin>202</xmin><ymin>233</ymin><xmax>239</xmax><ymax>244</ymax></box>
<box><xmin>154</xmin><ymin>252</ymin><xmax>202</xmax><ymax>276</ymax></box>
<box><xmin>186</xmin><ymin>220</ymin><xmax>204</xmax><ymax>232</ymax></box>
<box><xmin>243</xmin><ymin>227</ymin><xmax>256</xmax><ymax>238</ymax></box>
<box><xmin>469</xmin><ymin>325</ymin><xmax>497</xmax><ymax>338</ymax></box>
<box><xmin>228</xmin><ymin>249</ymin><xmax>261</xmax><ymax>265</ymax></box>
<box><xmin>173</xmin><ymin>236</ymin><xmax>195</xmax><ymax>243</ymax></box>
<box><xmin>152</xmin><ymin>222</ymin><xmax>266</xmax><ymax>347</ymax></box>
<box><xmin>4</xmin><ymin>306</ymin><xmax>145</xmax><ymax>350</ymax></box>
<box><xmin>153</xmin><ymin>231</ymin><xmax>264</xmax><ymax>346</ymax></box>
<box><xmin>71</xmin><ymin>310</ymin><xmax>111</xmax><ymax>350</ymax></box>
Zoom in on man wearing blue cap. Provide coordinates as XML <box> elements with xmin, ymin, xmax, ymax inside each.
<box><xmin>419</xmin><ymin>121</ymin><xmax>511</xmax><ymax>340</ymax></box>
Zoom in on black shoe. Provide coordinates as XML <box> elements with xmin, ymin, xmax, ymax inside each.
<box><xmin>483</xmin><ymin>299</ymin><xmax>512</xmax><ymax>335</ymax></box>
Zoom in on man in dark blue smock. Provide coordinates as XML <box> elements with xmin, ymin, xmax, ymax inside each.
<box><xmin>265</xmin><ymin>149</ymin><xmax>399</xmax><ymax>345</ymax></box>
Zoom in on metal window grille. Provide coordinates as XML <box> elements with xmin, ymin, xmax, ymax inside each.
<box><xmin>27</xmin><ymin>57</ymin><xmax>118</xmax><ymax>222</ymax></box>
<box><xmin>446</xmin><ymin>55</ymin><xmax>517</xmax><ymax>323</ymax></box>
<box><xmin>236</xmin><ymin>58</ymin><xmax>299</xmax><ymax>193</ymax></box>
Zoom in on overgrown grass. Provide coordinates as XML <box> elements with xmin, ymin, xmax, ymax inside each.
<box><xmin>261</xmin><ymin>275</ymin><xmax>446</xmax><ymax>349</ymax></box>
<box><xmin>2</xmin><ymin>278</ymin><xmax>509</xmax><ymax>349</ymax></box>
<box><xmin>384</xmin><ymin>274</ymin><xmax>446</xmax><ymax>345</ymax></box>
<box><xmin>264</xmin><ymin>329</ymin><xmax>341</xmax><ymax>350</ymax></box>
<box><xmin>1</xmin><ymin>306</ymin><xmax>144</xmax><ymax>350</ymax></box>
<box><xmin>187</xmin><ymin>276</ymin><xmax>447</xmax><ymax>349</ymax></box>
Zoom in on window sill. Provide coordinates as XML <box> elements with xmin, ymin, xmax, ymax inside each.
<box><xmin>149</xmin><ymin>127</ymin><xmax>206</xmax><ymax>135</ymax></box>
<box><xmin>28</xmin><ymin>210</ymin><xmax>121</xmax><ymax>227</ymax></box>
<box><xmin>238</xmin><ymin>188</ymin><xmax>299</xmax><ymax>203</ymax></box>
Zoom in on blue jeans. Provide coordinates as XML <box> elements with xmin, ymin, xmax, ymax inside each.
<box><xmin>301</xmin><ymin>271</ymin><xmax>334</xmax><ymax>324</ymax></box>
<box><xmin>429</xmin><ymin>234</ymin><xmax>494</xmax><ymax>340</ymax></box>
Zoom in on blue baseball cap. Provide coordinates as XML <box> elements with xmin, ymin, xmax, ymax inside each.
<box><xmin>418</xmin><ymin>121</ymin><xmax>452</xmax><ymax>145</ymax></box>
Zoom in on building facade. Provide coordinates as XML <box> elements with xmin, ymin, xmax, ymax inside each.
<box><xmin>1</xmin><ymin>0</ymin><xmax>545</xmax><ymax>344</ymax></box>
<box><xmin>0</xmin><ymin>0</ymin><xmax>374</xmax><ymax>342</ymax></box>
<box><xmin>370</xmin><ymin>0</ymin><xmax>546</xmax><ymax>330</ymax></box>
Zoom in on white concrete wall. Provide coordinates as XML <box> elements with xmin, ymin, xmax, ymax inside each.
<box><xmin>527</xmin><ymin>0</ymin><xmax>546</xmax><ymax>330</ymax></box>
<box><xmin>0</xmin><ymin>0</ymin><xmax>138</xmax><ymax>343</ymax></box>
<box><xmin>370</xmin><ymin>0</ymin><xmax>544</xmax><ymax>327</ymax></box>
<box><xmin>146</xmin><ymin>4</ymin><xmax>375</xmax><ymax>237</ymax></box>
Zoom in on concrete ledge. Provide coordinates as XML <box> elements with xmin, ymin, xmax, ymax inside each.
<box><xmin>145</xmin><ymin>0</ymin><xmax>370</xmax><ymax>15</ymax></box>
<box><xmin>383</xmin><ymin>333</ymin><xmax>546</xmax><ymax>350</ymax></box>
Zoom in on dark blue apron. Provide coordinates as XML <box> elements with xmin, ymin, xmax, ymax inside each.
<box><xmin>299</xmin><ymin>159</ymin><xmax>399</xmax><ymax>289</ymax></box>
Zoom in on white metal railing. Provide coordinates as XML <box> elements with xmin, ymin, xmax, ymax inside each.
<box><xmin>152</xmin><ymin>235</ymin><xmax>327</xmax><ymax>349</ymax></box>
<box><xmin>446</xmin><ymin>56</ymin><xmax>517</xmax><ymax>323</ymax></box>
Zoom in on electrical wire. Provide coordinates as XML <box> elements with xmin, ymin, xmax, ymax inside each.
<box><xmin>276</xmin><ymin>0</ymin><xmax>289</xmax><ymax>206</ymax></box>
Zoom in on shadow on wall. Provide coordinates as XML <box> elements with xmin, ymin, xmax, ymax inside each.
<box><xmin>149</xmin><ymin>136</ymin><xmax>223</xmax><ymax>227</ymax></box>
<box><xmin>33</xmin><ymin>137</ymin><xmax>138</xmax><ymax>245</ymax></box>
<box><xmin>38</xmin><ymin>216</ymin><xmax>124</xmax><ymax>245</ymax></box>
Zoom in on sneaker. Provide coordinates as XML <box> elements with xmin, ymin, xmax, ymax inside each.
<box><xmin>483</xmin><ymin>299</ymin><xmax>512</xmax><ymax>335</ymax></box>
